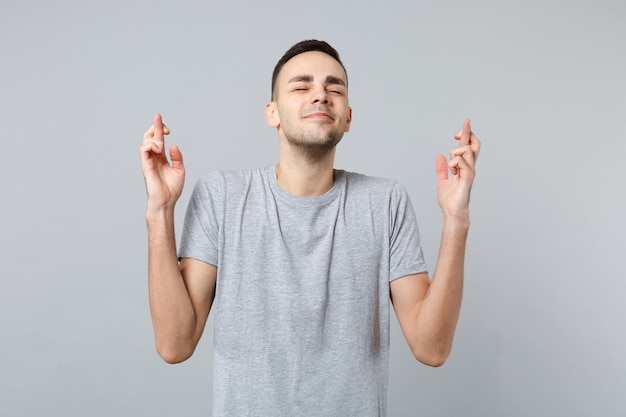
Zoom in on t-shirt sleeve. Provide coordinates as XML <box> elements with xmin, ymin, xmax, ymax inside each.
<box><xmin>389</xmin><ymin>182</ymin><xmax>428</xmax><ymax>281</ymax></box>
<box><xmin>178</xmin><ymin>172</ymin><xmax>222</xmax><ymax>267</ymax></box>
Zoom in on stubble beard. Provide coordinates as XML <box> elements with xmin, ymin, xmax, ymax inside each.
<box><xmin>285</xmin><ymin>130</ymin><xmax>343</xmax><ymax>162</ymax></box>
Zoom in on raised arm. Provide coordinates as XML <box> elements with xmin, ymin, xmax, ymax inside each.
<box><xmin>391</xmin><ymin>119</ymin><xmax>481</xmax><ymax>367</ymax></box>
<box><xmin>140</xmin><ymin>113</ymin><xmax>216</xmax><ymax>364</ymax></box>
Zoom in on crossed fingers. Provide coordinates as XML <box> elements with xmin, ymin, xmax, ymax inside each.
<box><xmin>449</xmin><ymin>119</ymin><xmax>481</xmax><ymax>176</ymax></box>
<box><xmin>141</xmin><ymin>113</ymin><xmax>171</xmax><ymax>156</ymax></box>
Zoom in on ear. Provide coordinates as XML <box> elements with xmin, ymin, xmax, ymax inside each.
<box><xmin>265</xmin><ymin>102</ymin><xmax>280</xmax><ymax>128</ymax></box>
<box><xmin>344</xmin><ymin>106</ymin><xmax>353</xmax><ymax>132</ymax></box>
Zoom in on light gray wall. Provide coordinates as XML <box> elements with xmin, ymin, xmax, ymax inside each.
<box><xmin>1</xmin><ymin>0</ymin><xmax>624</xmax><ymax>416</ymax></box>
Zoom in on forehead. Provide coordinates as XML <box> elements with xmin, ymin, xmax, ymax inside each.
<box><xmin>277</xmin><ymin>51</ymin><xmax>347</xmax><ymax>85</ymax></box>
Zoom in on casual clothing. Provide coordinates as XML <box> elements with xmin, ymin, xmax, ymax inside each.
<box><xmin>179</xmin><ymin>165</ymin><xmax>428</xmax><ymax>417</ymax></box>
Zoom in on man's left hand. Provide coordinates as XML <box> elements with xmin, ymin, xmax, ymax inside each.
<box><xmin>435</xmin><ymin>119</ymin><xmax>481</xmax><ymax>220</ymax></box>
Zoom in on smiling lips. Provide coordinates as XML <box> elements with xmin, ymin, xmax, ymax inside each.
<box><xmin>304</xmin><ymin>111</ymin><xmax>334</xmax><ymax>120</ymax></box>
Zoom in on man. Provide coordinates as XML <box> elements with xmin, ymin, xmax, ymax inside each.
<box><xmin>140</xmin><ymin>39</ymin><xmax>480</xmax><ymax>416</ymax></box>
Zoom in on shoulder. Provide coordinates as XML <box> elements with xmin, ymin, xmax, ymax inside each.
<box><xmin>340</xmin><ymin>170</ymin><xmax>405</xmax><ymax>195</ymax></box>
<box><xmin>338</xmin><ymin>170</ymin><xmax>415</xmax><ymax>214</ymax></box>
<box><xmin>194</xmin><ymin>166</ymin><xmax>270</xmax><ymax>192</ymax></box>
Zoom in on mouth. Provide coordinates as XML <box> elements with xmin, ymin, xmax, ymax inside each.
<box><xmin>304</xmin><ymin>111</ymin><xmax>334</xmax><ymax>120</ymax></box>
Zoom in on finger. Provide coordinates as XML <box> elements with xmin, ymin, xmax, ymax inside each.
<box><xmin>169</xmin><ymin>145</ymin><xmax>185</xmax><ymax>172</ymax></box>
<box><xmin>454</xmin><ymin>129</ymin><xmax>462</xmax><ymax>140</ymax></box>
<box><xmin>435</xmin><ymin>155</ymin><xmax>449</xmax><ymax>182</ymax></box>
<box><xmin>459</xmin><ymin>119</ymin><xmax>471</xmax><ymax>147</ymax></box>
<box><xmin>449</xmin><ymin>145</ymin><xmax>472</xmax><ymax>157</ymax></box>
<box><xmin>448</xmin><ymin>155</ymin><xmax>467</xmax><ymax>172</ymax></box>
<box><xmin>143</xmin><ymin>122</ymin><xmax>170</xmax><ymax>140</ymax></box>
<box><xmin>469</xmin><ymin>133</ymin><xmax>481</xmax><ymax>161</ymax></box>
<box><xmin>139</xmin><ymin>141</ymin><xmax>163</xmax><ymax>158</ymax></box>
<box><xmin>450</xmin><ymin>145</ymin><xmax>475</xmax><ymax>169</ymax></box>
<box><xmin>141</xmin><ymin>129</ymin><xmax>164</xmax><ymax>153</ymax></box>
<box><xmin>143</xmin><ymin>125</ymin><xmax>154</xmax><ymax>139</ymax></box>
<box><xmin>448</xmin><ymin>155</ymin><xmax>462</xmax><ymax>176</ymax></box>
<box><xmin>154</xmin><ymin>113</ymin><xmax>164</xmax><ymax>143</ymax></box>
<box><xmin>448</xmin><ymin>154</ymin><xmax>475</xmax><ymax>180</ymax></box>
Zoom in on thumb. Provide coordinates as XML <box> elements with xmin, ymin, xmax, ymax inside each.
<box><xmin>169</xmin><ymin>145</ymin><xmax>185</xmax><ymax>171</ymax></box>
<box><xmin>435</xmin><ymin>155</ymin><xmax>448</xmax><ymax>182</ymax></box>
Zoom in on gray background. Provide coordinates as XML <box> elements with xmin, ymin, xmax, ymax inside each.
<box><xmin>1</xmin><ymin>0</ymin><xmax>624</xmax><ymax>416</ymax></box>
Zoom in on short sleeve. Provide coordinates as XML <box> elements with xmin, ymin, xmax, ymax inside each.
<box><xmin>388</xmin><ymin>183</ymin><xmax>428</xmax><ymax>281</ymax></box>
<box><xmin>178</xmin><ymin>172</ymin><xmax>223</xmax><ymax>267</ymax></box>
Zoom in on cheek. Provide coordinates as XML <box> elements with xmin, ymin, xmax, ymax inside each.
<box><xmin>279</xmin><ymin>105</ymin><xmax>298</xmax><ymax>123</ymax></box>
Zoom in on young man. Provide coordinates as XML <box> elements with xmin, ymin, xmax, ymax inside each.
<box><xmin>140</xmin><ymin>39</ymin><xmax>480</xmax><ymax>416</ymax></box>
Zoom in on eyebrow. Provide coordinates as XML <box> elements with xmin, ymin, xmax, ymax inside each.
<box><xmin>287</xmin><ymin>74</ymin><xmax>347</xmax><ymax>87</ymax></box>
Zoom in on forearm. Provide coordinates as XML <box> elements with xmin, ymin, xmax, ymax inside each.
<box><xmin>146</xmin><ymin>207</ymin><xmax>197</xmax><ymax>362</ymax></box>
<box><xmin>414</xmin><ymin>215</ymin><xmax>469</xmax><ymax>364</ymax></box>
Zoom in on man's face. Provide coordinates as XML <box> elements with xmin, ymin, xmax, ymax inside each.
<box><xmin>267</xmin><ymin>51</ymin><xmax>352</xmax><ymax>155</ymax></box>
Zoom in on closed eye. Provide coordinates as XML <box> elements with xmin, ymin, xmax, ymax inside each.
<box><xmin>327</xmin><ymin>86</ymin><xmax>346</xmax><ymax>95</ymax></box>
<box><xmin>291</xmin><ymin>83</ymin><xmax>310</xmax><ymax>92</ymax></box>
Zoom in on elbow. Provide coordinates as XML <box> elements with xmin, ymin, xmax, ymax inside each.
<box><xmin>418</xmin><ymin>352</ymin><xmax>449</xmax><ymax>368</ymax></box>
<box><xmin>156</xmin><ymin>342</ymin><xmax>194</xmax><ymax>364</ymax></box>
<box><xmin>159</xmin><ymin>351</ymin><xmax>190</xmax><ymax>365</ymax></box>
<box><xmin>411</xmin><ymin>345</ymin><xmax>452</xmax><ymax>368</ymax></box>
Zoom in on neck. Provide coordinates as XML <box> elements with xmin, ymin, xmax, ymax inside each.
<box><xmin>275</xmin><ymin>146</ymin><xmax>336</xmax><ymax>197</ymax></box>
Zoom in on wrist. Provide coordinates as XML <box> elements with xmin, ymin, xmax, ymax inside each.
<box><xmin>442</xmin><ymin>211</ymin><xmax>470</xmax><ymax>231</ymax></box>
<box><xmin>145</xmin><ymin>203</ymin><xmax>176</xmax><ymax>223</ymax></box>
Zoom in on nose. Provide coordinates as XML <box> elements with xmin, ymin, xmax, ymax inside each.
<box><xmin>312</xmin><ymin>86</ymin><xmax>329</xmax><ymax>104</ymax></box>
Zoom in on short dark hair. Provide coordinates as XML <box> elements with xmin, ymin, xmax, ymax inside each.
<box><xmin>271</xmin><ymin>39</ymin><xmax>347</xmax><ymax>100</ymax></box>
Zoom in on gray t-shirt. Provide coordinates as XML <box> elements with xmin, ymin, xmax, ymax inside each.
<box><xmin>179</xmin><ymin>165</ymin><xmax>428</xmax><ymax>417</ymax></box>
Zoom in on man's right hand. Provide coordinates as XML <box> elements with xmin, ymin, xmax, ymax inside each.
<box><xmin>140</xmin><ymin>113</ymin><xmax>185</xmax><ymax>210</ymax></box>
